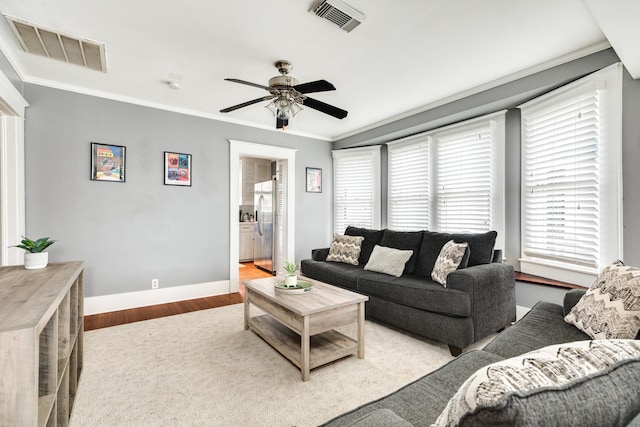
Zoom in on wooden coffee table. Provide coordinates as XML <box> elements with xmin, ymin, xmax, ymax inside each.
<box><xmin>243</xmin><ymin>276</ymin><xmax>368</xmax><ymax>381</ymax></box>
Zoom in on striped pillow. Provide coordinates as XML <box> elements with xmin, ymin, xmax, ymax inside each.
<box><xmin>326</xmin><ymin>234</ymin><xmax>364</xmax><ymax>265</ymax></box>
<box><xmin>364</xmin><ymin>245</ymin><xmax>413</xmax><ymax>277</ymax></box>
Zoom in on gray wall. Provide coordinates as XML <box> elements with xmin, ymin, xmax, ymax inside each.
<box><xmin>22</xmin><ymin>84</ymin><xmax>333</xmax><ymax>297</ymax></box>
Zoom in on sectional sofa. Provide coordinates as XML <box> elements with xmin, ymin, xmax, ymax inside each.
<box><xmin>300</xmin><ymin>226</ymin><xmax>516</xmax><ymax>355</ymax></box>
<box><xmin>321</xmin><ymin>288</ymin><xmax>640</xmax><ymax>427</ymax></box>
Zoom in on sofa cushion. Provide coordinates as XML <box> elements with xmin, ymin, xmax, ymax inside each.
<box><xmin>414</xmin><ymin>231</ymin><xmax>497</xmax><ymax>277</ymax></box>
<box><xmin>344</xmin><ymin>226</ymin><xmax>385</xmax><ymax>265</ymax></box>
<box><xmin>565</xmin><ymin>260</ymin><xmax>640</xmax><ymax>340</ymax></box>
<box><xmin>431</xmin><ymin>240</ymin><xmax>468</xmax><ymax>286</ymax></box>
<box><xmin>364</xmin><ymin>245</ymin><xmax>413</xmax><ymax>278</ymax></box>
<box><xmin>320</xmin><ymin>350</ymin><xmax>505</xmax><ymax>427</ymax></box>
<box><xmin>434</xmin><ymin>339</ymin><xmax>640</xmax><ymax>427</ymax></box>
<box><xmin>357</xmin><ymin>273</ymin><xmax>470</xmax><ymax>317</ymax></box>
<box><xmin>300</xmin><ymin>259</ymin><xmax>365</xmax><ymax>292</ymax></box>
<box><xmin>326</xmin><ymin>234</ymin><xmax>365</xmax><ymax>265</ymax></box>
<box><xmin>483</xmin><ymin>301</ymin><xmax>591</xmax><ymax>359</ymax></box>
<box><xmin>379</xmin><ymin>230</ymin><xmax>423</xmax><ymax>274</ymax></box>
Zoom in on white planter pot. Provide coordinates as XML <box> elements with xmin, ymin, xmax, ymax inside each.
<box><xmin>24</xmin><ymin>252</ymin><xmax>48</xmax><ymax>270</ymax></box>
<box><xmin>284</xmin><ymin>275</ymin><xmax>297</xmax><ymax>287</ymax></box>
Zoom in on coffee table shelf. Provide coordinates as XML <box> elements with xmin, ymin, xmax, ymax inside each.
<box><xmin>249</xmin><ymin>314</ymin><xmax>359</xmax><ymax>370</ymax></box>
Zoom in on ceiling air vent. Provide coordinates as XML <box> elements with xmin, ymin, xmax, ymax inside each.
<box><xmin>4</xmin><ymin>15</ymin><xmax>107</xmax><ymax>72</ymax></box>
<box><xmin>310</xmin><ymin>0</ymin><xmax>365</xmax><ymax>33</ymax></box>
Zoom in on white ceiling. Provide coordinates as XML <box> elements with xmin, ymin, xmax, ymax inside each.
<box><xmin>0</xmin><ymin>0</ymin><xmax>636</xmax><ymax>141</ymax></box>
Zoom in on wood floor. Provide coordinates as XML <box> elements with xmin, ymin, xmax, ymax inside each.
<box><xmin>84</xmin><ymin>262</ymin><xmax>273</xmax><ymax>331</ymax></box>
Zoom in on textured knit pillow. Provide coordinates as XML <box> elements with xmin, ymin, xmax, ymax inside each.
<box><xmin>364</xmin><ymin>245</ymin><xmax>413</xmax><ymax>277</ymax></box>
<box><xmin>431</xmin><ymin>240</ymin><xmax>468</xmax><ymax>286</ymax></box>
<box><xmin>325</xmin><ymin>234</ymin><xmax>364</xmax><ymax>265</ymax></box>
<box><xmin>564</xmin><ymin>260</ymin><xmax>640</xmax><ymax>339</ymax></box>
<box><xmin>433</xmin><ymin>340</ymin><xmax>640</xmax><ymax>427</ymax></box>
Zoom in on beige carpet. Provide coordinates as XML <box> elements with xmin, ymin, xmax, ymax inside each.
<box><xmin>70</xmin><ymin>303</ymin><xmax>488</xmax><ymax>427</ymax></box>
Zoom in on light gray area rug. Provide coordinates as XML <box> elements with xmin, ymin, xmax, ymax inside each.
<box><xmin>70</xmin><ymin>303</ymin><xmax>486</xmax><ymax>426</ymax></box>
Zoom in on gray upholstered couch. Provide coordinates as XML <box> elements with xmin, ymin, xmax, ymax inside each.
<box><xmin>300</xmin><ymin>226</ymin><xmax>516</xmax><ymax>355</ymax></box>
<box><xmin>321</xmin><ymin>289</ymin><xmax>640</xmax><ymax>427</ymax></box>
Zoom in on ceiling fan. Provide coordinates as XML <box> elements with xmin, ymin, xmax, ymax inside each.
<box><xmin>220</xmin><ymin>60</ymin><xmax>348</xmax><ymax>130</ymax></box>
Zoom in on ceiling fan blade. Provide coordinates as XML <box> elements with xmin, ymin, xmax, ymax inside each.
<box><xmin>302</xmin><ymin>96</ymin><xmax>348</xmax><ymax>119</ymax></box>
<box><xmin>220</xmin><ymin>96</ymin><xmax>275</xmax><ymax>113</ymax></box>
<box><xmin>224</xmin><ymin>78</ymin><xmax>272</xmax><ymax>91</ymax></box>
<box><xmin>293</xmin><ymin>79</ymin><xmax>336</xmax><ymax>94</ymax></box>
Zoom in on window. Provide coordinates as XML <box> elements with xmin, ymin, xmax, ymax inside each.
<box><xmin>387</xmin><ymin>137</ymin><xmax>430</xmax><ymax>231</ymax></box>
<box><xmin>519</xmin><ymin>63</ymin><xmax>622</xmax><ymax>285</ymax></box>
<box><xmin>332</xmin><ymin>146</ymin><xmax>381</xmax><ymax>234</ymax></box>
<box><xmin>387</xmin><ymin>111</ymin><xmax>505</xmax><ymax>250</ymax></box>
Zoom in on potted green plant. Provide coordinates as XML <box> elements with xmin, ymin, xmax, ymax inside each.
<box><xmin>283</xmin><ymin>260</ymin><xmax>298</xmax><ymax>287</ymax></box>
<box><xmin>11</xmin><ymin>236</ymin><xmax>55</xmax><ymax>269</ymax></box>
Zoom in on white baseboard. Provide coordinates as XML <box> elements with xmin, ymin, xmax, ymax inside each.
<box><xmin>84</xmin><ymin>280</ymin><xmax>231</xmax><ymax>315</ymax></box>
<box><xmin>516</xmin><ymin>305</ymin><xmax>530</xmax><ymax>321</ymax></box>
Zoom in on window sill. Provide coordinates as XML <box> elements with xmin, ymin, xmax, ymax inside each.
<box><xmin>515</xmin><ymin>271</ymin><xmax>586</xmax><ymax>290</ymax></box>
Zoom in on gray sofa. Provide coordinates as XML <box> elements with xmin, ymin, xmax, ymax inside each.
<box><xmin>321</xmin><ymin>289</ymin><xmax>640</xmax><ymax>427</ymax></box>
<box><xmin>300</xmin><ymin>226</ymin><xmax>516</xmax><ymax>355</ymax></box>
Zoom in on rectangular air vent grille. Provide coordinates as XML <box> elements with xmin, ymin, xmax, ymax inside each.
<box><xmin>310</xmin><ymin>0</ymin><xmax>365</xmax><ymax>33</ymax></box>
<box><xmin>5</xmin><ymin>16</ymin><xmax>106</xmax><ymax>72</ymax></box>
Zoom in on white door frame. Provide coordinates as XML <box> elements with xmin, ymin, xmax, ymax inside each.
<box><xmin>0</xmin><ymin>70</ymin><xmax>27</xmax><ymax>266</ymax></box>
<box><xmin>229</xmin><ymin>140</ymin><xmax>296</xmax><ymax>292</ymax></box>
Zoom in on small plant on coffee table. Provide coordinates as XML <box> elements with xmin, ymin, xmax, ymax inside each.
<box><xmin>284</xmin><ymin>261</ymin><xmax>298</xmax><ymax>287</ymax></box>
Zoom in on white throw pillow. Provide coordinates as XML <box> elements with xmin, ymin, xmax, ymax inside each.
<box><xmin>431</xmin><ymin>240</ymin><xmax>468</xmax><ymax>287</ymax></box>
<box><xmin>564</xmin><ymin>260</ymin><xmax>640</xmax><ymax>339</ymax></box>
<box><xmin>433</xmin><ymin>339</ymin><xmax>640</xmax><ymax>427</ymax></box>
<box><xmin>364</xmin><ymin>245</ymin><xmax>413</xmax><ymax>277</ymax></box>
<box><xmin>325</xmin><ymin>234</ymin><xmax>365</xmax><ymax>265</ymax></box>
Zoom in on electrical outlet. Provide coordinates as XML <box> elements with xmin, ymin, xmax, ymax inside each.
<box><xmin>151</xmin><ymin>279</ymin><xmax>159</xmax><ymax>289</ymax></box>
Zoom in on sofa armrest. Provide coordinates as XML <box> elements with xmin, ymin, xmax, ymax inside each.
<box><xmin>311</xmin><ymin>247</ymin><xmax>330</xmax><ymax>261</ymax></box>
<box><xmin>563</xmin><ymin>289</ymin><xmax>587</xmax><ymax>316</ymax></box>
<box><xmin>447</xmin><ymin>263</ymin><xmax>516</xmax><ymax>341</ymax></box>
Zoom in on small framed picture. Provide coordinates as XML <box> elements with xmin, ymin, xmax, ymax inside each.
<box><xmin>164</xmin><ymin>152</ymin><xmax>192</xmax><ymax>186</ymax></box>
<box><xmin>90</xmin><ymin>143</ymin><xmax>126</xmax><ymax>182</ymax></box>
<box><xmin>306</xmin><ymin>167</ymin><xmax>322</xmax><ymax>193</ymax></box>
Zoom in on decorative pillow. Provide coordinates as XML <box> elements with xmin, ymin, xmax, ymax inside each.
<box><xmin>363</xmin><ymin>245</ymin><xmax>413</xmax><ymax>277</ymax></box>
<box><xmin>433</xmin><ymin>340</ymin><xmax>640</xmax><ymax>427</ymax></box>
<box><xmin>564</xmin><ymin>260</ymin><xmax>640</xmax><ymax>339</ymax></box>
<box><xmin>431</xmin><ymin>240</ymin><xmax>469</xmax><ymax>286</ymax></box>
<box><xmin>325</xmin><ymin>234</ymin><xmax>364</xmax><ymax>265</ymax></box>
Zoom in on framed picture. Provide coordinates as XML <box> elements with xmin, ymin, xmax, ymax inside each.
<box><xmin>164</xmin><ymin>151</ymin><xmax>192</xmax><ymax>186</ymax></box>
<box><xmin>90</xmin><ymin>143</ymin><xmax>126</xmax><ymax>182</ymax></box>
<box><xmin>306</xmin><ymin>167</ymin><xmax>322</xmax><ymax>193</ymax></box>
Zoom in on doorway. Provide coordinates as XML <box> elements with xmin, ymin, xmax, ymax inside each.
<box><xmin>229</xmin><ymin>140</ymin><xmax>296</xmax><ymax>293</ymax></box>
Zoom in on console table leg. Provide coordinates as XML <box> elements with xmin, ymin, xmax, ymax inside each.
<box><xmin>243</xmin><ymin>290</ymin><xmax>250</xmax><ymax>330</ymax></box>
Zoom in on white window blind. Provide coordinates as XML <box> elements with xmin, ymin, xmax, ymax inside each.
<box><xmin>519</xmin><ymin>63</ymin><xmax>622</xmax><ymax>284</ymax></box>
<box><xmin>385</xmin><ymin>111</ymin><xmax>505</xmax><ymax>250</ymax></box>
<box><xmin>387</xmin><ymin>138</ymin><xmax>431</xmax><ymax>231</ymax></box>
<box><xmin>332</xmin><ymin>146</ymin><xmax>381</xmax><ymax>234</ymax></box>
<box><xmin>434</xmin><ymin>124</ymin><xmax>493</xmax><ymax>233</ymax></box>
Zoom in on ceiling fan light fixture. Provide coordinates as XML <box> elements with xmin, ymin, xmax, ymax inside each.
<box><xmin>265</xmin><ymin>96</ymin><xmax>303</xmax><ymax>120</ymax></box>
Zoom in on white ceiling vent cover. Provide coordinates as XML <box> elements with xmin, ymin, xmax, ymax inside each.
<box><xmin>4</xmin><ymin>16</ymin><xmax>106</xmax><ymax>72</ymax></box>
<box><xmin>310</xmin><ymin>0</ymin><xmax>365</xmax><ymax>32</ymax></box>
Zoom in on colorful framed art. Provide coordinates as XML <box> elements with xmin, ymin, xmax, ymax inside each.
<box><xmin>306</xmin><ymin>167</ymin><xmax>322</xmax><ymax>193</ymax></box>
<box><xmin>90</xmin><ymin>143</ymin><xmax>126</xmax><ymax>182</ymax></box>
<box><xmin>164</xmin><ymin>151</ymin><xmax>192</xmax><ymax>186</ymax></box>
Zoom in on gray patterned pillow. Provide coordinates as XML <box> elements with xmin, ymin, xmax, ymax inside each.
<box><xmin>364</xmin><ymin>245</ymin><xmax>413</xmax><ymax>277</ymax></box>
<box><xmin>431</xmin><ymin>240</ymin><xmax>468</xmax><ymax>286</ymax></box>
<box><xmin>564</xmin><ymin>260</ymin><xmax>640</xmax><ymax>339</ymax></box>
<box><xmin>433</xmin><ymin>340</ymin><xmax>640</xmax><ymax>427</ymax></box>
<box><xmin>325</xmin><ymin>234</ymin><xmax>364</xmax><ymax>265</ymax></box>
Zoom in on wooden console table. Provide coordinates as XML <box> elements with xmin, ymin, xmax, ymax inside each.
<box><xmin>0</xmin><ymin>261</ymin><xmax>84</xmax><ymax>427</ymax></box>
